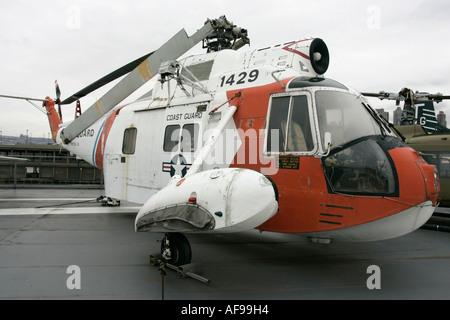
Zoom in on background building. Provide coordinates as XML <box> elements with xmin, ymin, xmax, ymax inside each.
<box><xmin>438</xmin><ymin>111</ymin><xmax>447</xmax><ymax>127</ymax></box>
<box><xmin>393</xmin><ymin>107</ymin><xmax>402</xmax><ymax>126</ymax></box>
<box><xmin>0</xmin><ymin>144</ymin><xmax>102</xmax><ymax>186</ymax></box>
<box><xmin>376</xmin><ymin>108</ymin><xmax>389</xmax><ymax>122</ymax></box>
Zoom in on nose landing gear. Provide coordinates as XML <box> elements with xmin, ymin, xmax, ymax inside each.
<box><xmin>150</xmin><ymin>232</ymin><xmax>210</xmax><ymax>295</ymax></box>
<box><xmin>161</xmin><ymin>232</ymin><xmax>192</xmax><ymax>266</ymax></box>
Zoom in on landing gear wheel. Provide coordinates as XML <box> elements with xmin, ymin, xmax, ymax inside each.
<box><xmin>161</xmin><ymin>233</ymin><xmax>192</xmax><ymax>266</ymax></box>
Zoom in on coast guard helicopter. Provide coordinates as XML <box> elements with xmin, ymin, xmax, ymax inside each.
<box><xmin>1</xmin><ymin>16</ymin><xmax>440</xmax><ymax>266</ymax></box>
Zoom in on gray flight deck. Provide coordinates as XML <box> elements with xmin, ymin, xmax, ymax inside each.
<box><xmin>1</xmin><ymin>187</ymin><xmax>450</xmax><ymax>300</ymax></box>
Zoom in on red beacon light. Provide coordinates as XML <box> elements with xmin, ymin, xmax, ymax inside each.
<box><xmin>188</xmin><ymin>192</ymin><xmax>197</xmax><ymax>204</ymax></box>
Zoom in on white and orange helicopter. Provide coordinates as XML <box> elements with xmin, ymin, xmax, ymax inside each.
<box><xmin>1</xmin><ymin>16</ymin><xmax>440</xmax><ymax>266</ymax></box>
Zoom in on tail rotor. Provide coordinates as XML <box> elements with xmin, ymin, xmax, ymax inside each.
<box><xmin>55</xmin><ymin>80</ymin><xmax>63</xmax><ymax>121</ymax></box>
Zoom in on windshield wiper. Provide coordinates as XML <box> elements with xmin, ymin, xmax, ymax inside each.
<box><xmin>361</xmin><ymin>102</ymin><xmax>390</xmax><ymax>138</ymax></box>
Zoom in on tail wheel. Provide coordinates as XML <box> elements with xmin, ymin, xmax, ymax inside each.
<box><xmin>161</xmin><ymin>233</ymin><xmax>192</xmax><ymax>266</ymax></box>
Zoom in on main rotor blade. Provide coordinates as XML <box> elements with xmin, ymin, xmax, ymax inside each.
<box><xmin>60</xmin><ymin>21</ymin><xmax>215</xmax><ymax>143</ymax></box>
<box><xmin>0</xmin><ymin>94</ymin><xmax>48</xmax><ymax>102</ymax></box>
<box><xmin>361</xmin><ymin>92</ymin><xmax>401</xmax><ymax>100</ymax></box>
<box><xmin>426</xmin><ymin>94</ymin><xmax>450</xmax><ymax>101</ymax></box>
<box><xmin>362</xmin><ymin>91</ymin><xmax>450</xmax><ymax>102</ymax></box>
<box><xmin>60</xmin><ymin>52</ymin><xmax>154</xmax><ymax>105</ymax></box>
<box><xmin>360</xmin><ymin>92</ymin><xmax>386</xmax><ymax>97</ymax></box>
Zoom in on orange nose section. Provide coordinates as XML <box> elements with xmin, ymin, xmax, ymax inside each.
<box><xmin>415</xmin><ymin>158</ymin><xmax>440</xmax><ymax>204</ymax></box>
<box><xmin>390</xmin><ymin>148</ymin><xmax>439</xmax><ymax>206</ymax></box>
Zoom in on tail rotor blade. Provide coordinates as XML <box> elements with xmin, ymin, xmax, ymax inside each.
<box><xmin>55</xmin><ymin>80</ymin><xmax>63</xmax><ymax>121</ymax></box>
<box><xmin>55</xmin><ymin>80</ymin><xmax>61</xmax><ymax>101</ymax></box>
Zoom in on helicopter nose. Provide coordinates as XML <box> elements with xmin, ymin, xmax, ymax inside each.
<box><xmin>416</xmin><ymin>157</ymin><xmax>440</xmax><ymax>203</ymax></box>
<box><xmin>390</xmin><ymin>148</ymin><xmax>440</xmax><ymax>205</ymax></box>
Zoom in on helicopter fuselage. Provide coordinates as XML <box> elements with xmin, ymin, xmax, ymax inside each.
<box><xmin>45</xmin><ymin>39</ymin><xmax>439</xmax><ymax>242</ymax></box>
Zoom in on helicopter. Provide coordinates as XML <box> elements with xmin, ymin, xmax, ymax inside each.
<box><xmin>362</xmin><ymin>89</ymin><xmax>450</xmax><ymax>206</ymax></box>
<box><xmin>1</xmin><ymin>16</ymin><xmax>439</xmax><ymax>266</ymax></box>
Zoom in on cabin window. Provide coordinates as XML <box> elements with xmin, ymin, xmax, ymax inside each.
<box><xmin>267</xmin><ymin>94</ymin><xmax>314</xmax><ymax>153</ymax></box>
<box><xmin>181</xmin><ymin>123</ymin><xmax>199</xmax><ymax>152</ymax></box>
<box><xmin>438</xmin><ymin>155</ymin><xmax>450</xmax><ymax>178</ymax></box>
<box><xmin>163</xmin><ymin>125</ymin><xmax>181</xmax><ymax>152</ymax></box>
<box><xmin>164</xmin><ymin>123</ymin><xmax>199</xmax><ymax>153</ymax></box>
<box><xmin>423</xmin><ymin>152</ymin><xmax>450</xmax><ymax>179</ymax></box>
<box><xmin>122</xmin><ymin>127</ymin><xmax>137</xmax><ymax>154</ymax></box>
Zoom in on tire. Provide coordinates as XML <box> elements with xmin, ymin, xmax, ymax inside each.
<box><xmin>161</xmin><ymin>233</ymin><xmax>192</xmax><ymax>266</ymax></box>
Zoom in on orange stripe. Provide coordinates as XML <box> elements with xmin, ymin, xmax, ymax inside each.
<box><xmin>94</xmin><ymin>107</ymin><xmax>125</xmax><ymax>169</ymax></box>
<box><xmin>43</xmin><ymin>97</ymin><xmax>62</xmax><ymax>142</ymax></box>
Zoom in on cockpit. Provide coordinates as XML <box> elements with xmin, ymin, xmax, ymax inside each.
<box><xmin>266</xmin><ymin>77</ymin><xmax>402</xmax><ymax>196</ymax></box>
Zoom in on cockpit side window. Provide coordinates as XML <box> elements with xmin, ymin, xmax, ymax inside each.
<box><xmin>287</xmin><ymin>96</ymin><xmax>314</xmax><ymax>152</ymax></box>
<box><xmin>267</xmin><ymin>94</ymin><xmax>314</xmax><ymax>153</ymax></box>
<box><xmin>267</xmin><ymin>96</ymin><xmax>290</xmax><ymax>153</ymax></box>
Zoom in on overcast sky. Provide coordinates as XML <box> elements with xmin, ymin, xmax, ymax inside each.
<box><xmin>1</xmin><ymin>0</ymin><xmax>450</xmax><ymax>138</ymax></box>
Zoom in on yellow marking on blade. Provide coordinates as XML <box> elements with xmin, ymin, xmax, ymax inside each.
<box><xmin>94</xmin><ymin>99</ymin><xmax>105</xmax><ymax>115</ymax></box>
<box><xmin>137</xmin><ymin>60</ymin><xmax>153</xmax><ymax>81</ymax></box>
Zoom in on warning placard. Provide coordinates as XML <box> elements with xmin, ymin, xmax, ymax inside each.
<box><xmin>277</xmin><ymin>156</ymin><xmax>300</xmax><ymax>170</ymax></box>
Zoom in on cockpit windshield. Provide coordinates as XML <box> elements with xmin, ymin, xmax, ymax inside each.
<box><xmin>316</xmin><ymin>90</ymin><xmax>389</xmax><ymax>149</ymax></box>
<box><xmin>316</xmin><ymin>90</ymin><xmax>399</xmax><ymax>196</ymax></box>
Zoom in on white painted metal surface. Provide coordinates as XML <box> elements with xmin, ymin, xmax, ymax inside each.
<box><xmin>135</xmin><ymin>168</ymin><xmax>278</xmax><ymax>233</ymax></box>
